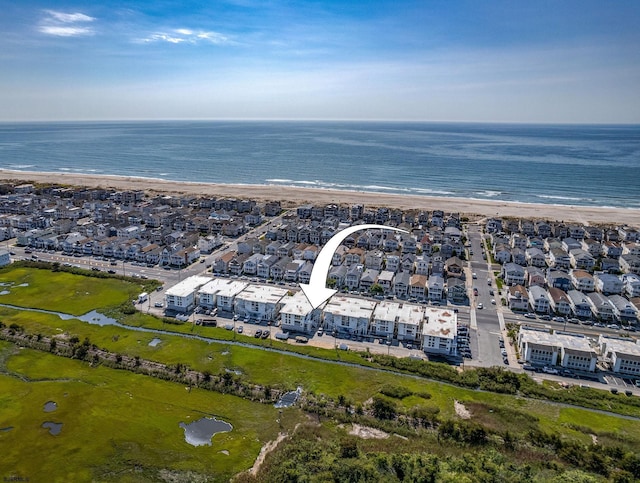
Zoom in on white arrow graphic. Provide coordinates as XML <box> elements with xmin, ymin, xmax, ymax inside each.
<box><xmin>300</xmin><ymin>224</ymin><xmax>409</xmax><ymax>309</ymax></box>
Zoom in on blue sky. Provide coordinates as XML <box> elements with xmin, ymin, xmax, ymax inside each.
<box><xmin>1</xmin><ymin>0</ymin><xmax>639</xmax><ymax>122</ymax></box>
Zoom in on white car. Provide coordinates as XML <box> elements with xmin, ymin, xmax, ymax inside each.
<box><xmin>491</xmin><ymin>299</ymin><xmax>496</xmax><ymax>305</ymax></box>
<box><xmin>472</xmin><ymin>273</ymin><xmax>477</xmax><ymax>279</ymax></box>
<box><xmin>477</xmin><ymin>303</ymin><xmax>483</xmax><ymax>309</ymax></box>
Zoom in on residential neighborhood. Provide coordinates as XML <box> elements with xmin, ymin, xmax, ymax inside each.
<box><xmin>2</xmin><ymin>182</ymin><xmax>640</xmax><ymax>379</ymax></box>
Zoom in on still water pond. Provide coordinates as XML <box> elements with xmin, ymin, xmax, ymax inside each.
<box><xmin>44</xmin><ymin>401</ymin><xmax>58</xmax><ymax>412</ymax></box>
<box><xmin>179</xmin><ymin>417</ymin><xmax>232</xmax><ymax>447</ymax></box>
<box><xmin>42</xmin><ymin>421</ymin><xmax>63</xmax><ymax>436</ymax></box>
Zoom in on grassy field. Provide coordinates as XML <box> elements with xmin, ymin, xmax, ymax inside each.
<box><xmin>2</xmin><ymin>266</ymin><xmax>640</xmax><ymax>480</ymax></box>
<box><xmin>0</xmin><ymin>344</ymin><xmax>295</xmax><ymax>482</ymax></box>
<box><xmin>0</xmin><ymin>266</ymin><xmax>141</xmax><ymax>315</ymax></box>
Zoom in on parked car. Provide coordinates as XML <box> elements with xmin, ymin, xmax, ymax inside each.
<box><xmin>254</xmin><ymin>330</ymin><xmax>262</xmax><ymax>338</ymax></box>
<box><xmin>524</xmin><ymin>313</ymin><xmax>537</xmax><ymax>319</ymax></box>
<box><xmin>477</xmin><ymin>303</ymin><xmax>483</xmax><ymax>309</ymax></box>
<box><xmin>237</xmin><ymin>326</ymin><xmax>243</xmax><ymax>334</ymax></box>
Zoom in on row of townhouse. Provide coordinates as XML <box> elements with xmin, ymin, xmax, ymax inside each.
<box><xmin>295</xmin><ymin>204</ymin><xmax>461</xmax><ymax>229</ymax></box>
<box><xmin>503</xmin><ymin>265</ymin><xmax>640</xmax><ymax>298</ymax></box>
<box><xmin>488</xmin><ymin>217</ymin><xmax>639</xmax><ymax>244</ymax></box>
<box><xmin>2</xmin><ymin>183</ymin><xmax>289</xmax><ymax>255</ymax></box>
<box><xmin>493</xmin><ymin>239</ymin><xmax>639</xmax><ymax>274</ymax></box>
<box><xmin>507</xmin><ymin>284</ymin><xmax>639</xmax><ymax>322</ymax></box>
<box><xmin>518</xmin><ymin>326</ymin><xmax>640</xmax><ymax>377</ymax></box>
<box><xmin>263</xmin><ymin>222</ymin><xmax>462</xmax><ymax>256</ymax></box>
<box><xmin>165</xmin><ymin>276</ymin><xmax>459</xmax><ymax>355</ymax></box>
<box><xmin>489</xmin><ymin>220</ymin><xmax>640</xmax><ymax>275</ymax></box>
<box><xmin>215</xmin><ymin>250</ymin><xmax>470</xmax><ymax>303</ymax></box>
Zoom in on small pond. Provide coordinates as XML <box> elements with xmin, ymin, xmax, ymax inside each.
<box><xmin>0</xmin><ymin>426</ymin><xmax>13</xmax><ymax>432</ymax></box>
<box><xmin>42</xmin><ymin>421</ymin><xmax>63</xmax><ymax>436</ymax></box>
<box><xmin>79</xmin><ymin>310</ymin><xmax>117</xmax><ymax>326</ymax></box>
<box><xmin>179</xmin><ymin>417</ymin><xmax>232</xmax><ymax>447</ymax></box>
<box><xmin>148</xmin><ymin>338</ymin><xmax>162</xmax><ymax>347</ymax></box>
<box><xmin>44</xmin><ymin>401</ymin><xmax>58</xmax><ymax>412</ymax></box>
<box><xmin>275</xmin><ymin>387</ymin><xmax>302</xmax><ymax>408</ymax></box>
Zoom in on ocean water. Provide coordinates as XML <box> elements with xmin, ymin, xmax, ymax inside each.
<box><xmin>0</xmin><ymin>121</ymin><xmax>638</xmax><ymax>208</ymax></box>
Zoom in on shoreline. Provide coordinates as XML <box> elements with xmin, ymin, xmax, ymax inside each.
<box><xmin>1</xmin><ymin>169</ymin><xmax>638</xmax><ymax>225</ymax></box>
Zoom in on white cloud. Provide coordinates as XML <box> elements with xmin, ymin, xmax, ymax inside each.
<box><xmin>45</xmin><ymin>11</ymin><xmax>95</xmax><ymax>24</ymax></box>
<box><xmin>39</xmin><ymin>26</ymin><xmax>94</xmax><ymax>37</ymax></box>
<box><xmin>138</xmin><ymin>29</ymin><xmax>232</xmax><ymax>45</ymax></box>
<box><xmin>39</xmin><ymin>10</ymin><xmax>95</xmax><ymax>37</ymax></box>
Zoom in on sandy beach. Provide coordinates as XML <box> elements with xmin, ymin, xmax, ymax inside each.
<box><xmin>1</xmin><ymin>169</ymin><xmax>638</xmax><ymax>226</ymax></box>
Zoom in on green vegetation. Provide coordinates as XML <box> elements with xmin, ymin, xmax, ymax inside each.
<box><xmin>0</xmin><ymin>347</ymin><xmax>292</xmax><ymax>482</ymax></box>
<box><xmin>1</xmin><ymin>266</ymin><xmax>640</xmax><ymax>481</ymax></box>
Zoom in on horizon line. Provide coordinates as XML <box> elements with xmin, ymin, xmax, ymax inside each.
<box><xmin>0</xmin><ymin>117</ymin><xmax>639</xmax><ymax>126</ymax></box>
